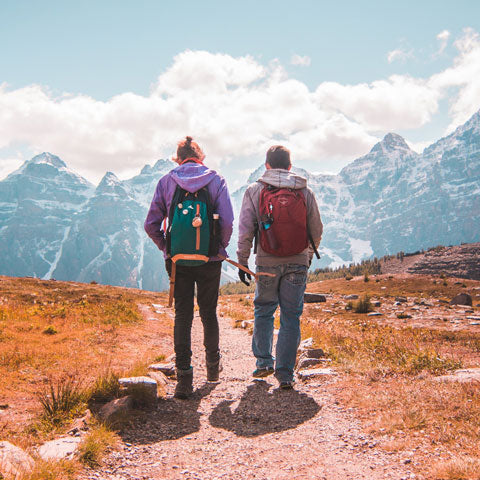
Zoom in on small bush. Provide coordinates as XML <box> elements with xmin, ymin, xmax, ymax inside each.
<box><xmin>37</xmin><ymin>375</ymin><xmax>87</xmax><ymax>426</ymax></box>
<box><xmin>78</xmin><ymin>424</ymin><xmax>119</xmax><ymax>467</ymax></box>
<box><xmin>88</xmin><ymin>371</ymin><xmax>120</xmax><ymax>404</ymax></box>
<box><xmin>345</xmin><ymin>274</ymin><xmax>353</xmax><ymax>281</ymax></box>
<box><xmin>23</xmin><ymin>459</ymin><xmax>78</xmax><ymax>480</ymax></box>
<box><xmin>363</xmin><ymin>272</ymin><xmax>370</xmax><ymax>282</ymax></box>
<box><xmin>397</xmin><ymin>313</ymin><xmax>412</xmax><ymax>319</ymax></box>
<box><xmin>42</xmin><ymin>325</ymin><xmax>57</xmax><ymax>335</ymax></box>
<box><xmin>354</xmin><ymin>295</ymin><xmax>373</xmax><ymax>314</ymax></box>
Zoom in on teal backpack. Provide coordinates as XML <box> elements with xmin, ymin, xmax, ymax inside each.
<box><xmin>166</xmin><ymin>186</ymin><xmax>219</xmax><ymax>266</ymax></box>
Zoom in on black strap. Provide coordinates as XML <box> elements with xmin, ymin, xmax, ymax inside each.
<box><xmin>307</xmin><ymin>228</ymin><xmax>320</xmax><ymax>259</ymax></box>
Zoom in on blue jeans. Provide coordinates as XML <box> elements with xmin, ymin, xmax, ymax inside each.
<box><xmin>252</xmin><ymin>264</ymin><xmax>308</xmax><ymax>382</ymax></box>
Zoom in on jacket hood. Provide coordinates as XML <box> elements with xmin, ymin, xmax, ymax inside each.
<box><xmin>258</xmin><ymin>168</ymin><xmax>307</xmax><ymax>190</ymax></box>
<box><xmin>169</xmin><ymin>163</ymin><xmax>218</xmax><ymax>193</ymax></box>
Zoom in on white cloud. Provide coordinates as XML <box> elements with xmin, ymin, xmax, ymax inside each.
<box><xmin>290</xmin><ymin>54</ymin><xmax>311</xmax><ymax>67</ymax></box>
<box><xmin>1</xmin><ymin>31</ymin><xmax>480</xmax><ymax>184</ymax></box>
<box><xmin>387</xmin><ymin>47</ymin><xmax>413</xmax><ymax>63</ymax></box>
<box><xmin>436</xmin><ymin>29</ymin><xmax>451</xmax><ymax>55</ymax></box>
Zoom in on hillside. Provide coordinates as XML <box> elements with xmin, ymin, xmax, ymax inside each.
<box><xmin>1</xmin><ymin>273</ymin><xmax>480</xmax><ymax>479</ymax></box>
<box><xmin>380</xmin><ymin>242</ymin><xmax>480</xmax><ymax>280</ymax></box>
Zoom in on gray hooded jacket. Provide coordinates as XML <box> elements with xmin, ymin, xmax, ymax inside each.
<box><xmin>237</xmin><ymin>168</ymin><xmax>323</xmax><ymax>267</ymax></box>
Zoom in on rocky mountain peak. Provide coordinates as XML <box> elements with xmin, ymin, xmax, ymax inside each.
<box><xmin>29</xmin><ymin>152</ymin><xmax>67</xmax><ymax>169</ymax></box>
<box><xmin>96</xmin><ymin>171</ymin><xmax>123</xmax><ymax>192</ymax></box>
<box><xmin>370</xmin><ymin>133</ymin><xmax>411</xmax><ymax>154</ymax></box>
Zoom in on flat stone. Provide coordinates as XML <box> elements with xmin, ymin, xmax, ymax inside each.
<box><xmin>467</xmin><ymin>316</ymin><xmax>480</xmax><ymax>320</ymax></box>
<box><xmin>367</xmin><ymin>312</ymin><xmax>383</xmax><ymax>316</ymax></box>
<box><xmin>434</xmin><ymin>368</ymin><xmax>480</xmax><ymax>383</ymax></box>
<box><xmin>395</xmin><ymin>296</ymin><xmax>408</xmax><ymax>303</ymax></box>
<box><xmin>450</xmin><ymin>293</ymin><xmax>473</xmax><ymax>306</ymax></box>
<box><xmin>299</xmin><ymin>337</ymin><xmax>313</xmax><ymax>349</ymax></box>
<box><xmin>241</xmin><ymin>320</ymin><xmax>254</xmax><ymax>329</ymax></box>
<box><xmin>304</xmin><ymin>347</ymin><xmax>326</xmax><ymax>359</ymax></box>
<box><xmin>148</xmin><ymin>363</ymin><xmax>176</xmax><ymax>376</ymax></box>
<box><xmin>38</xmin><ymin>436</ymin><xmax>82</xmax><ymax>460</ymax></box>
<box><xmin>470</xmin><ymin>322</ymin><xmax>480</xmax><ymax>326</ymax></box>
<box><xmin>0</xmin><ymin>441</ymin><xmax>35</xmax><ymax>479</ymax></box>
<box><xmin>345</xmin><ymin>295</ymin><xmax>359</xmax><ymax>300</ymax></box>
<box><xmin>304</xmin><ymin>293</ymin><xmax>327</xmax><ymax>303</ymax></box>
<box><xmin>371</xmin><ymin>301</ymin><xmax>381</xmax><ymax>307</ymax></box>
<box><xmin>98</xmin><ymin>395</ymin><xmax>134</xmax><ymax>423</ymax></box>
<box><xmin>147</xmin><ymin>371</ymin><xmax>169</xmax><ymax>386</ymax></box>
<box><xmin>297</xmin><ymin>368</ymin><xmax>336</xmax><ymax>380</ymax></box>
<box><xmin>297</xmin><ymin>358</ymin><xmax>325</xmax><ymax>369</ymax></box>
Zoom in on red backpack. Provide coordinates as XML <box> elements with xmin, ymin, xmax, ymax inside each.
<box><xmin>258</xmin><ymin>185</ymin><xmax>309</xmax><ymax>256</ymax></box>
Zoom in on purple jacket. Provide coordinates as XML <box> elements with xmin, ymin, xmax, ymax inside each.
<box><xmin>144</xmin><ymin>162</ymin><xmax>234</xmax><ymax>261</ymax></box>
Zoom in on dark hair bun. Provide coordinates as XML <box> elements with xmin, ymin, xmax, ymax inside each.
<box><xmin>185</xmin><ymin>136</ymin><xmax>193</xmax><ymax>145</ymax></box>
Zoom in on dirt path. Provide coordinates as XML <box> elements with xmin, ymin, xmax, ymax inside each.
<box><xmin>82</xmin><ymin>313</ymin><xmax>413</xmax><ymax>480</ymax></box>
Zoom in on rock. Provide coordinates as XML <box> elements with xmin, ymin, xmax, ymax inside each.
<box><xmin>119</xmin><ymin>376</ymin><xmax>158</xmax><ymax>405</ymax></box>
<box><xmin>299</xmin><ymin>337</ymin><xmax>314</xmax><ymax>349</ymax></box>
<box><xmin>345</xmin><ymin>295</ymin><xmax>359</xmax><ymax>300</ymax></box>
<box><xmin>241</xmin><ymin>320</ymin><xmax>254</xmax><ymax>329</ymax></box>
<box><xmin>148</xmin><ymin>362</ymin><xmax>176</xmax><ymax>376</ymax></box>
<box><xmin>0</xmin><ymin>441</ymin><xmax>35</xmax><ymax>479</ymax></box>
<box><xmin>395</xmin><ymin>296</ymin><xmax>408</xmax><ymax>303</ymax></box>
<box><xmin>38</xmin><ymin>436</ymin><xmax>82</xmax><ymax>460</ymax></box>
<box><xmin>434</xmin><ymin>368</ymin><xmax>480</xmax><ymax>383</ymax></box>
<box><xmin>147</xmin><ymin>370</ymin><xmax>169</xmax><ymax>386</ymax></box>
<box><xmin>305</xmin><ymin>347</ymin><xmax>326</xmax><ymax>359</ymax></box>
<box><xmin>450</xmin><ymin>293</ymin><xmax>473</xmax><ymax>306</ymax></box>
<box><xmin>367</xmin><ymin>312</ymin><xmax>383</xmax><ymax>316</ymax></box>
<box><xmin>304</xmin><ymin>293</ymin><xmax>327</xmax><ymax>303</ymax></box>
<box><xmin>466</xmin><ymin>316</ymin><xmax>480</xmax><ymax>321</ymax></box>
<box><xmin>371</xmin><ymin>301</ymin><xmax>381</xmax><ymax>307</ymax></box>
<box><xmin>297</xmin><ymin>358</ymin><xmax>325</xmax><ymax>369</ymax></box>
<box><xmin>98</xmin><ymin>396</ymin><xmax>134</xmax><ymax>423</ymax></box>
<box><xmin>298</xmin><ymin>368</ymin><xmax>336</xmax><ymax>380</ymax></box>
<box><xmin>68</xmin><ymin>409</ymin><xmax>92</xmax><ymax>434</ymax></box>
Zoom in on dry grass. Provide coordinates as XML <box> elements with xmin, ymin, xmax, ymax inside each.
<box><xmin>429</xmin><ymin>457</ymin><xmax>480</xmax><ymax>480</ymax></box>
<box><xmin>0</xmin><ymin>275</ymin><xmax>171</xmax><ymax>447</ymax></box>
<box><xmin>22</xmin><ymin>459</ymin><xmax>79</xmax><ymax>480</ymax></box>
<box><xmin>77</xmin><ymin>423</ymin><xmax>120</xmax><ymax>468</ymax></box>
<box><xmin>303</xmin><ymin>275</ymin><xmax>480</xmax><ymax>477</ymax></box>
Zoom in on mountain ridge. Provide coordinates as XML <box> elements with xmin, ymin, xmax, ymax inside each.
<box><xmin>1</xmin><ymin>110</ymin><xmax>479</xmax><ymax>290</ymax></box>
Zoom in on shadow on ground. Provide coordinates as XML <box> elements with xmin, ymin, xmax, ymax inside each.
<box><xmin>118</xmin><ymin>382</ymin><xmax>218</xmax><ymax>444</ymax></box>
<box><xmin>208</xmin><ymin>380</ymin><xmax>321</xmax><ymax>437</ymax></box>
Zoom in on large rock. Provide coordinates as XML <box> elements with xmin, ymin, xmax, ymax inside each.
<box><xmin>304</xmin><ymin>293</ymin><xmax>327</xmax><ymax>303</ymax></box>
<box><xmin>98</xmin><ymin>395</ymin><xmax>134</xmax><ymax>423</ymax></box>
<box><xmin>0</xmin><ymin>441</ymin><xmax>35</xmax><ymax>479</ymax></box>
<box><xmin>119</xmin><ymin>376</ymin><xmax>158</xmax><ymax>405</ymax></box>
<box><xmin>450</xmin><ymin>293</ymin><xmax>473</xmax><ymax>306</ymax></box>
<box><xmin>38</xmin><ymin>436</ymin><xmax>82</xmax><ymax>460</ymax></box>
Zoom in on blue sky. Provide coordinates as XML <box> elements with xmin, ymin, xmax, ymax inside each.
<box><xmin>1</xmin><ymin>0</ymin><xmax>480</xmax><ymax>187</ymax></box>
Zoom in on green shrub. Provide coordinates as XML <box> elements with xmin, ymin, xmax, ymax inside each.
<box><xmin>354</xmin><ymin>295</ymin><xmax>373</xmax><ymax>314</ymax></box>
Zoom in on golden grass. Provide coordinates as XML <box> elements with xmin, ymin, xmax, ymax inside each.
<box><xmin>77</xmin><ymin>423</ymin><xmax>120</xmax><ymax>468</ymax></box>
<box><xmin>429</xmin><ymin>457</ymin><xmax>480</xmax><ymax>480</ymax></box>
<box><xmin>0</xmin><ymin>275</ymin><xmax>171</xmax><ymax>447</ymax></box>
<box><xmin>22</xmin><ymin>459</ymin><xmax>79</xmax><ymax>480</ymax></box>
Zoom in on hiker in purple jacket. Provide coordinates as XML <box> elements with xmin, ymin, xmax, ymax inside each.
<box><xmin>145</xmin><ymin>136</ymin><xmax>234</xmax><ymax>399</ymax></box>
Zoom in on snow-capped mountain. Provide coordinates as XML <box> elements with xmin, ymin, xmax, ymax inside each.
<box><xmin>1</xmin><ymin>110</ymin><xmax>479</xmax><ymax>290</ymax></box>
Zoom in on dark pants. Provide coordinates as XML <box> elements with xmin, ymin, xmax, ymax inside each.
<box><xmin>167</xmin><ymin>260</ymin><xmax>222</xmax><ymax>370</ymax></box>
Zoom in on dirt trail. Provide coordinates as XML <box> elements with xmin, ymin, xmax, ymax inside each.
<box><xmin>81</xmin><ymin>313</ymin><xmax>413</xmax><ymax>480</ymax></box>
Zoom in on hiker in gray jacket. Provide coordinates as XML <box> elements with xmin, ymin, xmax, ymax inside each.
<box><xmin>237</xmin><ymin>145</ymin><xmax>322</xmax><ymax>389</ymax></box>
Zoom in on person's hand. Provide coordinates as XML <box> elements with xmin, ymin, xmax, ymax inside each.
<box><xmin>238</xmin><ymin>266</ymin><xmax>252</xmax><ymax>286</ymax></box>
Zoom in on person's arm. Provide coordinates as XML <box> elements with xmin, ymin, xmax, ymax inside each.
<box><xmin>214</xmin><ymin>178</ymin><xmax>234</xmax><ymax>249</ymax></box>
<box><xmin>305</xmin><ymin>187</ymin><xmax>323</xmax><ymax>261</ymax></box>
<box><xmin>144</xmin><ymin>178</ymin><xmax>168</xmax><ymax>252</ymax></box>
<box><xmin>237</xmin><ymin>186</ymin><xmax>258</xmax><ymax>266</ymax></box>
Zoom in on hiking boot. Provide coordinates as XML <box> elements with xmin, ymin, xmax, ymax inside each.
<box><xmin>206</xmin><ymin>356</ymin><xmax>223</xmax><ymax>382</ymax></box>
<box><xmin>279</xmin><ymin>380</ymin><xmax>294</xmax><ymax>390</ymax></box>
<box><xmin>174</xmin><ymin>367</ymin><xmax>193</xmax><ymax>399</ymax></box>
<box><xmin>252</xmin><ymin>366</ymin><xmax>274</xmax><ymax>378</ymax></box>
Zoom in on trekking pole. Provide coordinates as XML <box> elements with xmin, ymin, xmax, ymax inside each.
<box><xmin>217</xmin><ymin>255</ymin><xmax>276</xmax><ymax>278</ymax></box>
